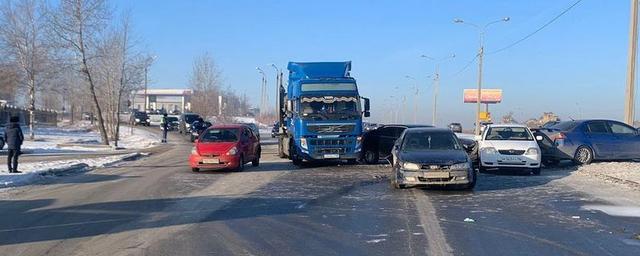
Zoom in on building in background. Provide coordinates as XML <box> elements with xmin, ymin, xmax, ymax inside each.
<box><xmin>132</xmin><ymin>89</ymin><xmax>192</xmax><ymax>114</ymax></box>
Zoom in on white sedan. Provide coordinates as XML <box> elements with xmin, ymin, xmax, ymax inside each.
<box><xmin>477</xmin><ymin>124</ymin><xmax>542</xmax><ymax>175</ymax></box>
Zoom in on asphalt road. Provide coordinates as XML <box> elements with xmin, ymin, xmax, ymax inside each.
<box><xmin>0</xmin><ymin>131</ymin><xmax>639</xmax><ymax>255</ymax></box>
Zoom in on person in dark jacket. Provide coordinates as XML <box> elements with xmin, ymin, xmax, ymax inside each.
<box><xmin>4</xmin><ymin>116</ymin><xmax>24</xmax><ymax>173</ymax></box>
<box><xmin>161</xmin><ymin>113</ymin><xmax>168</xmax><ymax>143</ymax></box>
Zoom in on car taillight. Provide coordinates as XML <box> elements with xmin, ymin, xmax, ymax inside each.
<box><xmin>553</xmin><ymin>132</ymin><xmax>566</xmax><ymax>141</ymax></box>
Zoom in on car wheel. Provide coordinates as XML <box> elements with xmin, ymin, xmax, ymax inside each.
<box><xmin>364</xmin><ymin>149</ymin><xmax>379</xmax><ymax>165</ymax></box>
<box><xmin>191</xmin><ymin>168</ymin><xmax>199</xmax><ymax>172</ymax></box>
<box><xmin>573</xmin><ymin>146</ymin><xmax>593</xmax><ymax>165</ymax></box>
<box><xmin>543</xmin><ymin>159</ymin><xmax>560</xmax><ymax>167</ymax></box>
<box><xmin>531</xmin><ymin>168</ymin><xmax>541</xmax><ymax>176</ymax></box>
<box><xmin>252</xmin><ymin>150</ymin><xmax>260</xmax><ymax>167</ymax></box>
<box><xmin>346</xmin><ymin>159</ymin><xmax>358</xmax><ymax>165</ymax></box>
<box><xmin>236</xmin><ymin>155</ymin><xmax>245</xmax><ymax>171</ymax></box>
<box><xmin>464</xmin><ymin>171</ymin><xmax>477</xmax><ymax>190</ymax></box>
<box><xmin>391</xmin><ymin>169</ymin><xmax>406</xmax><ymax>189</ymax></box>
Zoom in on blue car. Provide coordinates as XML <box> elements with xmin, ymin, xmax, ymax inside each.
<box><xmin>541</xmin><ymin>119</ymin><xmax>640</xmax><ymax>165</ymax></box>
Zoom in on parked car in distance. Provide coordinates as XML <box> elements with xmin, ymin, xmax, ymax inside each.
<box><xmin>179</xmin><ymin>113</ymin><xmax>201</xmax><ymax>134</ymax></box>
<box><xmin>189</xmin><ymin>124</ymin><xmax>261</xmax><ymax>172</ymax></box>
<box><xmin>478</xmin><ymin>124</ymin><xmax>542</xmax><ymax>175</ymax></box>
<box><xmin>448</xmin><ymin>123</ymin><xmax>463</xmax><ymax>133</ymax></box>
<box><xmin>131</xmin><ymin>111</ymin><xmax>150</xmax><ymax>126</ymax></box>
<box><xmin>361</xmin><ymin>124</ymin><xmax>432</xmax><ymax>164</ymax></box>
<box><xmin>390</xmin><ymin>127</ymin><xmax>476</xmax><ymax>189</ymax></box>
<box><xmin>190</xmin><ymin>120</ymin><xmax>212</xmax><ymax>142</ymax></box>
<box><xmin>160</xmin><ymin>116</ymin><xmax>179</xmax><ymax>131</ymax></box>
<box><xmin>540</xmin><ymin>119</ymin><xmax>640</xmax><ymax>165</ymax></box>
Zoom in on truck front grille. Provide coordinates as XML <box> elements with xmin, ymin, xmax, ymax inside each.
<box><xmin>309</xmin><ymin>138</ymin><xmax>353</xmax><ymax>146</ymax></box>
<box><xmin>307</xmin><ymin>124</ymin><xmax>355</xmax><ymax>133</ymax></box>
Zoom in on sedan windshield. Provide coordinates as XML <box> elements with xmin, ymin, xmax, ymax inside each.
<box><xmin>485</xmin><ymin>127</ymin><xmax>533</xmax><ymax>141</ymax></box>
<box><xmin>402</xmin><ymin>131</ymin><xmax>461</xmax><ymax>151</ymax></box>
<box><xmin>200</xmin><ymin>128</ymin><xmax>239</xmax><ymax>142</ymax></box>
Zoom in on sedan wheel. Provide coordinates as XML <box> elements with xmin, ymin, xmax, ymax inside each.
<box><xmin>364</xmin><ymin>150</ymin><xmax>379</xmax><ymax>165</ymax></box>
<box><xmin>574</xmin><ymin>146</ymin><xmax>593</xmax><ymax>165</ymax></box>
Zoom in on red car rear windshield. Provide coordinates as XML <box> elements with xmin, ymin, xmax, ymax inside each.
<box><xmin>200</xmin><ymin>128</ymin><xmax>239</xmax><ymax>142</ymax></box>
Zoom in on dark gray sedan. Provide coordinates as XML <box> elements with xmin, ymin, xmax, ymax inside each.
<box><xmin>390</xmin><ymin>127</ymin><xmax>476</xmax><ymax>190</ymax></box>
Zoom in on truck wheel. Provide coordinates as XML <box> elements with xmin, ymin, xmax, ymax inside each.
<box><xmin>289</xmin><ymin>141</ymin><xmax>302</xmax><ymax>166</ymax></box>
<box><xmin>364</xmin><ymin>149</ymin><xmax>379</xmax><ymax>165</ymax></box>
<box><xmin>573</xmin><ymin>146</ymin><xmax>593</xmax><ymax>165</ymax></box>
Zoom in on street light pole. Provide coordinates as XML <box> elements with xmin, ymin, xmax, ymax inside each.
<box><xmin>405</xmin><ymin>75</ymin><xmax>418</xmax><ymax>123</ymax></box>
<box><xmin>256</xmin><ymin>67</ymin><xmax>266</xmax><ymax>119</ymax></box>
<box><xmin>454</xmin><ymin>17</ymin><xmax>509</xmax><ymax>135</ymax></box>
<box><xmin>625</xmin><ymin>0</ymin><xmax>639</xmax><ymax>125</ymax></box>
<box><xmin>420</xmin><ymin>54</ymin><xmax>455</xmax><ymax>126</ymax></box>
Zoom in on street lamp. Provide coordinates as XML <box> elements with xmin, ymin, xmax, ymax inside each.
<box><xmin>269</xmin><ymin>63</ymin><xmax>282</xmax><ymax>118</ymax></box>
<box><xmin>256</xmin><ymin>67</ymin><xmax>266</xmax><ymax>118</ymax></box>
<box><xmin>454</xmin><ymin>17</ymin><xmax>509</xmax><ymax>135</ymax></box>
<box><xmin>144</xmin><ymin>55</ymin><xmax>157</xmax><ymax>111</ymax></box>
<box><xmin>405</xmin><ymin>75</ymin><xmax>419</xmax><ymax>124</ymax></box>
<box><xmin>420</xmin><ymin>54</ymin><xmax>456</xmax><ymax>126</ymax></box>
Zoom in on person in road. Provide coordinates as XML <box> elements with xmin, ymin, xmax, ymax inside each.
<box><xmin>4</xmin><ymin>116</ymin><xmax>24</xmax><ymax>173</ymax></box>
<box><xmin>161</xmin><ymin>113</ymin><xmax>168</xmax><ymax>143</ymax></box>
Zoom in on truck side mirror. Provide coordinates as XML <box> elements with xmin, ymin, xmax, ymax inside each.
<box><xmin>363</xmin><ymin>97</ymin><xmax>370</xmax><ymax>117</ymax></box>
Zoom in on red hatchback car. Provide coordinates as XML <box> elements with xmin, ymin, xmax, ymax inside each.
<box><xmin>189</xmin><ymin>124</ymin><xmax>261</xmax><ymax>172</ymax></box>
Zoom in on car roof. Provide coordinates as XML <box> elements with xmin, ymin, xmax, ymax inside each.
<box><xmin>403</xmin><ymin>127</ymin><xmax>453</xmax><ymax>133</ymax></box>
<box><xmin>486</xmin><ymin>124</ymin><xmax>529</xmax><ymax>128</ymax></box>
<box><xmin>209</xmin><ymin>124</ymin><xmax>244</xmax><ymax>129</ymax></box>
<box><xmin>381</xmin><ymin>124</ymin><xmax>433</xmax><ymax>128</ymax></box>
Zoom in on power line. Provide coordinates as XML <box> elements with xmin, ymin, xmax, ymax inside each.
<box><xmin>487</xmin><ymin>0</ymin><xmax>585</xmax><ymax>55</ymax></box>
<box><xmin>444</xmin><ymin>54</ymin><xmax>478</xmax><ymax>79</ymax></box>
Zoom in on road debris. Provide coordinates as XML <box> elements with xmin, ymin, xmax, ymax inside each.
<box><xmin>463</xmin><ymin>218</ymin><xmax>475</xmax><ymax>223</ymax></box>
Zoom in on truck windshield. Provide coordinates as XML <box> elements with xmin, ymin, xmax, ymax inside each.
<box><xmin>299</xmin><ymin>98</ymin><xmax>360</xmax><ymax>120</ymax></box>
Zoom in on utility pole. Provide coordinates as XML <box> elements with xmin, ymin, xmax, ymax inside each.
<box><xmin>421</xmin><ymin>54</ymin><xmax>455</xmax><ymax>126</ymax></box>
<box><xmin>625</xmin><ymin>0</ymin><xmax>639</xmax><ymax>125</ymax></box>
<box><xmin>455</xmin><ymin>17</ymin><xmax>509</xmax><ymax>134</ymax></box>
<box><xmin>405</xmin><ymin>75</ymin><xmax>418</xmax><ymax>123</ymax></box>
<box><xmin>256</xmin><ymin>67</ymin><xmax>266</xmax><ymax>119</ymax></box>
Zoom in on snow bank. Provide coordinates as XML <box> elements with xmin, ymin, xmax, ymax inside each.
<box><xmin>0</xmin><ymin>153</ymin><xmax>142</xmax><ymax>188</ymax></box>
<box><xmin>575</xmin><ymin>162</ymin><xmax>640</xmax><ymax>190</ymax></box>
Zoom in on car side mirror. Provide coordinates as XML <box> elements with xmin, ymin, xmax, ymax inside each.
<box><xmin>536</xmin><ymin>135</ymin><xmax>544</xmax><ymax>141</ymax></box>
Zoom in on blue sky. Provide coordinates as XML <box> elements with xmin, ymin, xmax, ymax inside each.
<box><xmin>113</xmin><ymin>0</ymin><xmax>631</xmax><ymax>127</ymax></box>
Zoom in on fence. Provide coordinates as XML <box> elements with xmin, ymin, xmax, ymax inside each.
<box><xmin>0</xmin><ymin>103</ymin><xmax>58</xmax><ymax>126</ymax></box>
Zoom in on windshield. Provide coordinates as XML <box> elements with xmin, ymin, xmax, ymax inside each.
<box><xmin>299</xmin><ymin>97</ymin><xmax>360</xmax><ymax>121</ymax></box>
<box><xmin>184</xmin><ymin>114</ymin><xmax>199</xmax><ymax>123</ymax></box>
<box><xmin>485</xmin><ymin>127</ymin><xmax>533</xmax><ymax>141</ymax></box>
<box><xmin>199</xmin><ymin>128</ymin><xmax>239</xmax><ymax>142</ymax></box>
<box><xmin>402</xmin><ymin>131</ymin><xmax>461</xmax><ymax>151</ymax></box>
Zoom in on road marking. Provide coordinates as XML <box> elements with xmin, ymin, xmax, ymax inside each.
<box><xmin>412</xmin><ymin>190</ymin><xmax>453</xmax><ymax>256</ymax></box>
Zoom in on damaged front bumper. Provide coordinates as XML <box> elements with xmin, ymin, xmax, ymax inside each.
<box><xmin>396</xmin><ymin>168</ymin><xmax>473</xmax><ymax>186</ymax></box>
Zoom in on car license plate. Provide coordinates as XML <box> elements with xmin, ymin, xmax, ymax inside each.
<box><xmin>424</xmin><ymin>172</ymin><xmax>450</xmax><ymax>179</ymax></box>
<box><xmin>324</xmin><ymin>154</ymin><xmax>340</xmax><ymax>159</ymax></box>
<box><xmin>202</xmin><ymin>158</ymin><xmax>219</xmax><ymax>164</ymax></box>
<box><xmin>501</xmin><ymin>156</ymin><xmax>520</xmax><ymax>162</ymax></box>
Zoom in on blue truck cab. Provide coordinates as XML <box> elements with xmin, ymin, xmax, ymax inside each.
<box><xmin>280</xmin><ymin>61</ymin><xmax>370</xmax><ymax>165</ymax></box>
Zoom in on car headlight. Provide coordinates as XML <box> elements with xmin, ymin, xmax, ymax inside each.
<box><xmin>402</xmin><ymin>162</ymin><xmax>422</xmax><ymax>171</ymax></box>
<box><xmin>146</xmin><ymin>119</ymin><xmax>150</xmax><ymax>122</ymax></box>
<box><xmin>300</xmin><ymin>138</ymin><xmax>308</xmax><ymax>150</ymax></box>
<box><xmin>481</xmin><ymin>147</ymin><xmax>498</xmax><ymax>154</ymax></box>
<box><xmin>186</xmin><ymin>123</ymin><xmax>191</xmax><ymax>128</ymax></box>
<box><xmin>451</xmin><ymin>162</ymin><xmax>471</xmax><ymax>170</ymax></box>
<box><xmin>135</xmin><ymin>118</ymin><xmax>140</xmax><ymax>122</ymax></box>
<box><xmin>227</xmin><ymin>146</ymin><xmax>238</xmax><ymax>156</ymax></box>
<box><xmin>191</xmin><ymin>147</ymin><xmax>199</xmax><ymax>155</ymax></box>
<box><xmin>525</xmin><ymin>148</ymin><xmax>539</xmax><ymax>155</ymax></box>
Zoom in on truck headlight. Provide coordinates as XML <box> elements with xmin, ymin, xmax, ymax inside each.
<box><xmin>451</xmin><ymin>162</ymin><xmax>470</xmax><ymax>170</ymax></box>
<box><xmin>525</xmin><ymin>148</ymin><xmax>539</xmax><ymax>155</ymax></box>
<box><xmin>227</xmin><ymin>146</ymin><xmax>238</xmax><ymax>156</ymax></box>
<box><xmin>300</xmin><ymin>138</ymin><xmax>308</xmax><ymax>150</ymax></box>
<box><xmin>402</xmin><ymin>162</ymin><xmax>421</xmax><ymax>171</ymax></box>
<box><xmin>481</xmin><ymin>147</ymin><xmax>498</xmax><ymax>155</ymax></box>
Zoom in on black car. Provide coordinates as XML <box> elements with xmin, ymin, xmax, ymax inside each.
<box><xmin>361</xmin><ymin>124</ymin><xmax>432</xmax><ymax>164</ymax></box>
<box><xmin>160</xmin><ymin>116</ymin><xmax>180</xmax><ymax>131</ymax></box>
<box><xmin>448</xmin><ymin>123</ymin><xmax>463</xmax><ymax>133</ymax></box>
<box><xmin>190</xmin><ymin>120</ymin><xmax>212</xmax><ymax>142</ymax></box>
<box><xmin>0</xmin><ymin>126</ymin><xmax>5</xmax><ymax>149</ymax></box>
<box><xmin>179</xmin><ymin>113</ymin><xmax>201</xmax><ymax>134</ymax></box>
<box><xmin>131</xmin><ymin>112</ymin><xmax>150</xmax><ymax>126</ymax></box>
<box><xmin>390</xmin><ymin>127</ymin><xmax>476</xmax><ymax>190</ymax></box>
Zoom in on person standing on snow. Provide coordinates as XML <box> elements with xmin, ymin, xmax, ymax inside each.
<box><xmin>161</xmin><ymin>113</ymin><xmax>168</xmax><ymax>143</ymax></box>
<box><xmin>4</xmin><ymin>116</ymin><xmax>24</xmax><ymax>173</ymax></box>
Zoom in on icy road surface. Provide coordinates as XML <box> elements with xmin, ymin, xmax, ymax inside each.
<box><xmin>0</xmin><ymin>131</ymin><xmax>639</xmax><ymax>255</ymax></box>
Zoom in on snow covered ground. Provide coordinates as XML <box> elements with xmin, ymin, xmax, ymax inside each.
<box><xmin>16</xmin><ymin>123</ymin><xmax>159</xmax><ymax>154</ymax></box>
<box><xmin>573</xmin><ymin>162</ymin><xmax>640</xmax><ymax>190</ymax></box>
<box><xmin>0</xmin><ymin>153</ymin><xmax>143</xmax><ymax>189</ymax></box>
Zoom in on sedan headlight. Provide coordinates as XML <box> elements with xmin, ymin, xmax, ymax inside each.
<box><xmin>451</xmin><ymin>162</ymin><xmax>471</xmax><ymax>170</ymax></box>
<box><xmin>525</xmin><ymin>147</ymin><xmax>539</xmax><ymax>155</ymax></box>
<box><xmin>191</xmin><ymin>147</ymin><xmax>199</xmax><ymax>155</ymax></box>
<box><xmin>226</xmin><ymin>146</ymin><xmax>238</xmax><ymax>156</ymax></box>
<box><xmin>300</xmin><ymin>138</ymin><xmax>308</xmax><ymax>150</ymax></box>
<box><xmin>402</xmin><ymin>162</ymin><xmax>422</xmax><ymax>171</ymax></box>
<box><xmin>135</xmin><ymin>118</ymin><xmax>140</xmax><ymax>122</ymax></box>
<box><xmin>481</xmin><ymin>147</ymin><xmax>498</xmax><ymax>154</ymax></box>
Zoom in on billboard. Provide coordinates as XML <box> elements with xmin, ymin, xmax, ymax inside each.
<box><xmin>463</xmin><ymin>89</ymin><xmax>503</xmax><ymax>103</ymax></box>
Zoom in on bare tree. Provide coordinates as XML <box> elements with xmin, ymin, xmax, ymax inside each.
<box><xmin>0</xmin><ymin>0</ymin><xmax>55</xmax><ymax>139</ymax></box>
<box><xmin>189</xmin><ymin>52</ymin><xmax>222</xmax><ymax>118</ymax></box>
<box><xmin>50</xmin><ymin>0</ymin><xmax>111</xmax><ymax>145</ymax></box>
